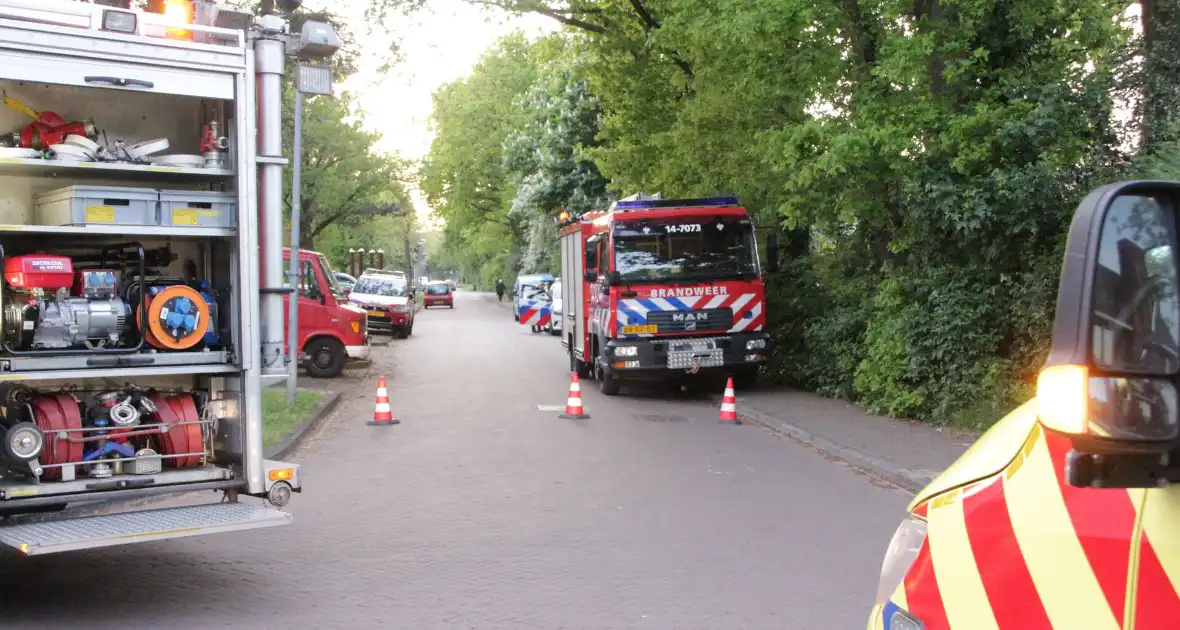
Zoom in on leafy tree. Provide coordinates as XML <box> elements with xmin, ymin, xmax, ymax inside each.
<box><xmin>419</xmin><ymin>34</ymin><xmax>542</xmax><ymax>288</ymax></box>
<box><xmin>411</xmin><ymin>0</ymin><xmax>1140</xmax><ymax>426</ymax></box>
<box><xmin>218</xmin><ymin>3</ymin><xmax>416</xmax><ymax>252</ymax></box>
<box><xmin>502</xmin><ymin>37</ymin><xmax>610</xmax><ymax>273</ymax></box>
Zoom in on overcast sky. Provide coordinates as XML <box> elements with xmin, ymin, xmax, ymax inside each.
<box><xmin>302</xmin><ymin>0</ymin><xmax>556</xmax><ymax>225</ymax></box>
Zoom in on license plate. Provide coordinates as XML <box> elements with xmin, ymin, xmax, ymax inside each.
<box><xmin>673</xmin><ymin>340</ymin><xmax>717</xmax><ymax>352</ymax></box>
<box><xmin>622</xmin><ymin>325</ymin><xmax>658</xmax><ymax>335</ymax></box>
<box><xmin>367</xmin><ymin>310</ymin><xmax>387</xmax><ymax>318</ymax></box>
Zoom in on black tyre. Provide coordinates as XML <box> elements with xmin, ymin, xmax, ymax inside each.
<box><xmin>733</xmin><ymin>365</ymin><xmax>759</xmax><ymax>390</ymax></box>
<box><xmin>569</xmin><ymin>342</ymin><xmax>591</xmax><ymax>378</ymax></box>
<box><xmin>304</xmin><ymin>337</ymin><xmax>346</xmax><ymax>378</ymax></box>
<box><xmin>595</xmin><ymin>352</ymin><xmax>621</xmax><ymax>396</ymax></box>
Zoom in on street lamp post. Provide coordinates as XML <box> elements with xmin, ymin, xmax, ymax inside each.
<box><xmin>286</xmin><ymin>21</ymin><xmax>341</xmax><ymax>403</ymax></box>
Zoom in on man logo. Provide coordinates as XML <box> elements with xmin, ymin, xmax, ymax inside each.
<box><xmin>672</xmin><ymin>312</ymin><xmax>708</xmax><ymax>323</ymax></box>
<box><xmin>685</xmin><ymin>321</ymin><xmax>697</xmax><ymax>331</ymax></box>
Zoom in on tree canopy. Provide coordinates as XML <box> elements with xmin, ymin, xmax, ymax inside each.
<box><xmin>411</xmin><ymin>0</ymin><xmax>1175</xmax><ymax>426</ymax></box>
<box><xmin>254</xmin><ymin>3</ymin><xmax>417</xmax><ymax>270</ymax></box>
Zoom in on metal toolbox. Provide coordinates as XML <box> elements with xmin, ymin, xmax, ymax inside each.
<box><xmin>34</xmin><ymin>185</ymin><xmax>159</xmax><ymax>226</ymax></box>
<box><xmin>158</xmin><ymin>189</ymin><xmax>236</xmax><ymax>228</ymax></box>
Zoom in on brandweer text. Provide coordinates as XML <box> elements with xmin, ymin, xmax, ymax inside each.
<box><xmin>648</xmin><ymin>286</ymin><xmax>729</xmax><ymax>298</ymax></box>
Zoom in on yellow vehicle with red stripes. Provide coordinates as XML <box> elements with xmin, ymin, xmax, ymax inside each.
<box><xmin>868</xmin><ymin>180</ymin><xmax>1180</xmax><ymax>630</ymax></box>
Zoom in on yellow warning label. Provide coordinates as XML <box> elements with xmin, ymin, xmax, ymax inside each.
<box><xmin>199</xmin><ymin>210</ymin><xmax>221</xmax><ymax>218</ymax></box>
<box><xmin>86</xmin><ymin>206</ymin><xmax>115</xmax><ymax>223</ymax></box>
<box><xmin>172</xmin><ymin>209</ymin><xmax>200</xmax><ymax>225</ymax></box>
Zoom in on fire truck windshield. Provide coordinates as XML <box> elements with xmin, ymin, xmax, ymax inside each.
<box><xmin>613</xmin><ymin>218</ymin><xmax>757</xmax><ymax>282</ymax></box>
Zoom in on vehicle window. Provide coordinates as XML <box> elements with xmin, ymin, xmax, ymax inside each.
<box><xmin>352</xmin><ymin>276</ymin><xmax>407</xmax><ymax>297</ymax></box>
<box><xmin>586</xmin><ymin>235</ymin><xmax>600</xmax><ymax>270</ymax></box>
<box><xmin>299</xmin><ymin>260</ymin><xmax>319</xmax><ymax>299</ymax></box>
<box><xmin>1092</xmin><ymin>194</ymin><xmax>1180</xmax><ymax>374</ymax></box>
<box><xmin>425</xmin><ymin>283</ymin><xmax>449</xmax><ymax>295</ymax></box>
<box><xmin>613</xmin><ymin>218</ymin><xmax>757</xmax><ymax>282</ymax></box>
<box><xmin>317</xmin><ymin>255</ymin><xmax>345</xmax><ymax>296</ymax></box>
<box><xmin>520</xmin><ymin>284</ymin><xmax>545</xmax><ymax>300</ymax></box>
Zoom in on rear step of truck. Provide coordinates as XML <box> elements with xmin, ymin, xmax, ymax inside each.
<box><xmin>0</xmin><ymin>503</ymin><xmax>291</xmax><ymax>556</ymax></box>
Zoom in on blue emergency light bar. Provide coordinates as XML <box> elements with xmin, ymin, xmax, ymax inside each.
<box><xmin>610</xmin><ymin>196</ymin><xmax>740</xmax><ymax>211</ymax></box>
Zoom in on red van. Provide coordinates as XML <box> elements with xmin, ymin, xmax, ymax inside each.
<box><xmin>422</xmin><ymin>281</ymin><xmax>454</xmax><ymax>308</ymax></box>
<box><xmin>282</xmin><ymin>248</ymin><xmax>371</xmax><ymax>378</ymax></box>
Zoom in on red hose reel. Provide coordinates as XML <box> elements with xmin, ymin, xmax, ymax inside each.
<box><xmin>31</xmin><ymin>392</ymin><xmax>204</xmax><ymax>479</ymax></box>
<box><xmin>148</xmin><ymin>392</ymin><xmax>204</xmax><ymax>469</ymax></box>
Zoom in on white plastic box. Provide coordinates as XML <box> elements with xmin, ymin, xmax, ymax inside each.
<box><xmin>35</xmin><ymin>185</ymin><xmax>159</xmax><ymax>226</ymax></box>
<box><xmin>158</xmin><ymin>189</ymin><xmax>237</xmax><ymax>229</ymax></box>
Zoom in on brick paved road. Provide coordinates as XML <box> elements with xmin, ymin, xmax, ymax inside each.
<box><xmin>0</xmin><ymin>291</ymin><xmax>910</xmax><ymax>629</ymax></box>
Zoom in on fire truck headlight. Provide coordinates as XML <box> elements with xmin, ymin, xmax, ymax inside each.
<box><xmin>746</xmin><ymin>339</ymin><xmax>767</xmax><ymax>350</ymax></box>
<box><xmin>875</xmin><ymin>515</ymin><xmax>927</xmax><ymax>607</ymax></box>
<box><xmin>613</xmin><ymin>346</ymin><xmax>638</xmax><ymax>357</ymax></box>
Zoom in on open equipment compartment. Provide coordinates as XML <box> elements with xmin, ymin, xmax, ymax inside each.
<box><xmin>0</xmin><ymin>4</ymin><xmax>257</xmax><ymax>517</ymax></box>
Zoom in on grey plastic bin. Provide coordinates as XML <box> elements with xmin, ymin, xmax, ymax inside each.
<box><xmin>35</xmin><ymin>185</ymin><xmax>159</xmax><ymax>226</ymax></box>
<box><xmin>159</xmin><ymin>190</ymin><xmax>237</xmax><ymax>229</ymax></box>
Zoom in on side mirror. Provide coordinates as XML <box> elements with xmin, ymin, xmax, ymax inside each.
<box><xmin>1038</xmin><ymin>180</ymin><xmax>1180</xmax><ymax>486</ymax></box>
<box><xmin>583</xmin><ymin>270</ymin><xmax>597</xmax><ymax>283</ymax></box>
<box><xmin>766</xmin><ymin>231</ymin><xmax>780</xmax><ymax>274</ymax></box>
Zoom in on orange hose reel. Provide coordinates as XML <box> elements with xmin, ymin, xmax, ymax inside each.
<box><xmin>138</xmin><ymin>285</ymin><xmax>211</xmax><ymax>350</ymax></box>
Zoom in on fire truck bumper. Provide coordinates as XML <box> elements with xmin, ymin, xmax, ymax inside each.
<box><xmin>604</xmin><ymin>332</ymin><xmax>771</xmax><ymax>375</ymax></box>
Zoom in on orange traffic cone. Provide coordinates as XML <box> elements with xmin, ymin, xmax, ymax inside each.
<box><xmin>559</xmin><ymin>372</ymin><xmax>590</xmax><ymax>420</ymax></box>
<box><xmin>719</xmin><ymin>377</ymin><xmax>741</xmax><ymax>424</ymax></box>
<box><xmin>367</xmin><ymin>376</ymin><xmax>400</xmax><ymax>426</ymax></box>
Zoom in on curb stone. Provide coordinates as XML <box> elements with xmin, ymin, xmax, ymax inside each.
<box><xmin>52</xmin><ymin>390</ymin><xmax>341</xmax><ymax>519</ymax></box>
<box><xmin>711</xmin><ymin>394</ymin><xmax>932</xmax><ymax>494</ymax></box>
<box><xmin>265</xmin><ymin>390</ymin><xmax>341</xmax><ymax>460</ymax></box>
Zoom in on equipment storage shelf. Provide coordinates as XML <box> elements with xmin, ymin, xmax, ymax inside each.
<box><xmin>0</xmin><ymin>19</ymin><xmax>249</xmax><ymax>377</ymax></box>
<box><xmin>0</xmin><ymin>53</ymin><xmax>245</xmax><ymax>237</ymax></box>
<box><xmin>0</xmin><ymin>0</ymin><xmax>259</xmax><ymax>521</ymax></box>
<box><xmin>0</xmin><ymin>223</ymin><xmax>234</xmax><ymax>238</ymax></box>
<box><xmin>0</xmin><ymin>158</ymin><xmax>233</xmax><ymax>182</ymax></box>
<box><xmin>0</xmin><ymin>362</ymin><xmax>237</xmax><ymax>382</ymax></box>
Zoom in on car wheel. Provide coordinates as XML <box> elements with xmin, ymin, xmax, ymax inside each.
<box><xmin>304</xmin><ymin>337</ymin><xmax>345</xmax><ymax>378</ymax></box>
<box><xmin>595</xmin><ymin>353</ymin><xmax>621</xmax><ymax>396</ymax></box>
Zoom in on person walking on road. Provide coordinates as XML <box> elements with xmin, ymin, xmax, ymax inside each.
<box><xmin>495</xmin><ymin>278</ymin><xmax>506</xmax><ymax>302</ymax></box>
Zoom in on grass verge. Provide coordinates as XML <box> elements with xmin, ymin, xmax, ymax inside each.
<box><xmin>262</xmin><ymin>388</ymin><xmax>323</xmax><ymax>449</ymax></box>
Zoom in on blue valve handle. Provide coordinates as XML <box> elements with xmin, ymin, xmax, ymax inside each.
<box><xmin>82</xmin><ymin>440</ymin><xmax>137</xmax><ymax>461</ymax></box>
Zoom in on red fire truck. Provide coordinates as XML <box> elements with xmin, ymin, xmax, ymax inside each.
<box><xmin>557</xmin><ymin>195</ymin><xmax>777</xmax><ymax>395</ymax></box>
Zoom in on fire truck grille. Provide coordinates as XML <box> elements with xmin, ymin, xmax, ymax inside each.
<box><xmin>643</xmin><ymin>308</ymin><xmax>733</xmax><ymax>333</ymax></box>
